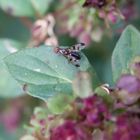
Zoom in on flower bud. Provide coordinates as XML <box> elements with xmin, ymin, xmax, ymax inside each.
<box><xmin>31</xmin><ymin>19</ymin><xmax>48</xmax><ymax>46</ymax></box>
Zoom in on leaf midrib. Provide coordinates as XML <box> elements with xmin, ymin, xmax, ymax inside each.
<box><xmin>5</xmin><ymin>62</ymin><xmax>72</xmax><ymax>84</ymax></box>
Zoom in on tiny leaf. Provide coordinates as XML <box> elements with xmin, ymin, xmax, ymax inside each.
<box><xmin>47</xmin><ymin>94</ymin><xmax>74</xmax><ymax>114</ymax></box>
<box><xmin>73</xmin><ymin>72</ymin><xmax>93</xmax><ymax>98</ymax></box>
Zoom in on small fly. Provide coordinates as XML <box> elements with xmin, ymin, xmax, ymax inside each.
<box><xmin>54</xmin><ymin>43</ymin><xmax>85</xmax><ymax>67</ymax></box>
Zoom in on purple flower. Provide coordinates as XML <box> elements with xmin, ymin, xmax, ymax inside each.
<box><xmin>78</xmin><ymin>32</ymin><xmax>92</xmax><ymax>46</ymax></box>
<box><xmin>70</xmin><ymin>24</ymin><xmax>84</xmax><ymax>37</ymax></box>
<box><xmin>107</xmin><ymin>12</ymin><xmax>117</xmax><ymax>23</ymax></box>
<box><xmin>116</xmin><ymin>74</ymin><xmax>140</xmax><ymax>105</ymax></box>
<box><xmin>113</xmin><ymin>113</ymin><xmax>140</xmax><ymax>140</ymax></box>
<box><xmin>2</xmin><ymin>107</ymin><xmax>21</xmax><ymax>132</ymax></box>
<box><xmin>83</xmin><ymin>0</ymin><xmax>107</xmax><ymax>8</ymax></box>
<box><xmin>50</xmin><ymin>121</ymin><xmax>92</xmax><ymax>140</ymax></box>
<box><xmin>79</xmin><ymin>95</ymin><xmax>110</xmax><ymax>127</ymax></box>
<box><xmin>130</xmin><ymin>119</ymin><xmax>140</xmax><ymax>139</ymax></box>
<box><xmin>116</xmin><ymin>74</ymin><xmax>140</xmax><ymax>93</ymax></box>
<box><xmin>122</xmin><ymin>1</ymin><xmax>136</xmax><ymax>21</ymax></box>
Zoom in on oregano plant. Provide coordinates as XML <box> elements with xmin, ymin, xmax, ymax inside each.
<box><xmin>0</xmin><ymin>0</ymin><xmax>140</xmax><ymax>140</ymax></box>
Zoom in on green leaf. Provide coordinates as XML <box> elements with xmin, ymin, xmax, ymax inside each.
<box><xmin>0</xmin><ymin>0</ymin><xmax>52</xmax><ymax>17</ymax></box>
<box><xmin>112</xmin><ymin>25</ymin><xmax>140</xmax><ymax>82</ymax></box>
<box><xmin>47</xmin><ymin>94</ymin><xmax>74</xmax><ymax>114</ymax></box>
<box><xmin>0</xmin><ymin>10</ymin><xmax>30</xmax><ymax>43</ymax></box>
<box><xmin>4</xmin><ymin>45</ymin><xmax>92</xmax><ymax>101</ymax></box>
<box><xmin>0</xmin><ymin>39</ymin><xmax>24</xmax><ymax>98</ymax></box>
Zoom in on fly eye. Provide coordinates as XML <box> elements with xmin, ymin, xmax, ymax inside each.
<box><xmin>54</xmin><ymin>47</ymin><xmax>59</xmax><ymax>53</ymax></box>
<box><xmin>62</xmin><ymin>50</ymin><xmax>67</xmax><ymax>54</ymax></box>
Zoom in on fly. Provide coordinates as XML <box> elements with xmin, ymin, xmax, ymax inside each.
<box><xmin>54</xmin><ymin>43</ymin><xmax>85</xmax><ymax>67</ymax></box>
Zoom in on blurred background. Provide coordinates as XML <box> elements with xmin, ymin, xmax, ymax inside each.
<box><xmin>0</xmin><ymin>0</ymin><xmax>140</xmax><ymax>139</ymax></box>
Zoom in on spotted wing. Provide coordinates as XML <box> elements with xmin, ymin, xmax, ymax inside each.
<box><xmin>69</xmin><ymin>43</ymin><xmax>85</xmax><ymax>52</ymax></box>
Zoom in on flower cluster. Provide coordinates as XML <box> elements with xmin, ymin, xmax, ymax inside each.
<box><xmin>83</xmin><ymin>0</ymin><xmax>107</xmax><ymax>8</ymax></box>
<box><xmin>21</xmin><ymin>56</ymin><xmax>140</xmax><ymax>139</ymax></box>
<box><xmin>21</xmin><ymin>85</ymin><xmax>140</xmax><ymax>140</ymax></box>
<box><xmin>55</xmin><ymin>0</ymin><xmax>138</xmax><ymax>45</ymax></box>
<box><xmin>31</xmin><ymin>14</ymin><xmax>58</xmax><ymax>47</ymax></box>
<box><xmin>28</xmin><ymin>0</ymin><xmax>138</xmax><ymax>47</ymax></box>
<box><xmin>113</xmin><ymin>113</ymin><xmax>140</xmax><ymax>140</ymax></box>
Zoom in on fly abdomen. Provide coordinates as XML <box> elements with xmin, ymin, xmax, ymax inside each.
<box><xmin>70</xmin><ymin>52</ymin><xmax>81</xmax><ymax>60</ymax></box>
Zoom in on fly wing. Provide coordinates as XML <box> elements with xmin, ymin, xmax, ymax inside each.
<box><xmin>66</xmin><ymin>53</ymin><xmax>80</xmax><ymax>67</ymax></box>
<box><xmin>70</xmin><ymin>43</ymin><xmax>85</xmax><ymax>52</ymax></box>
